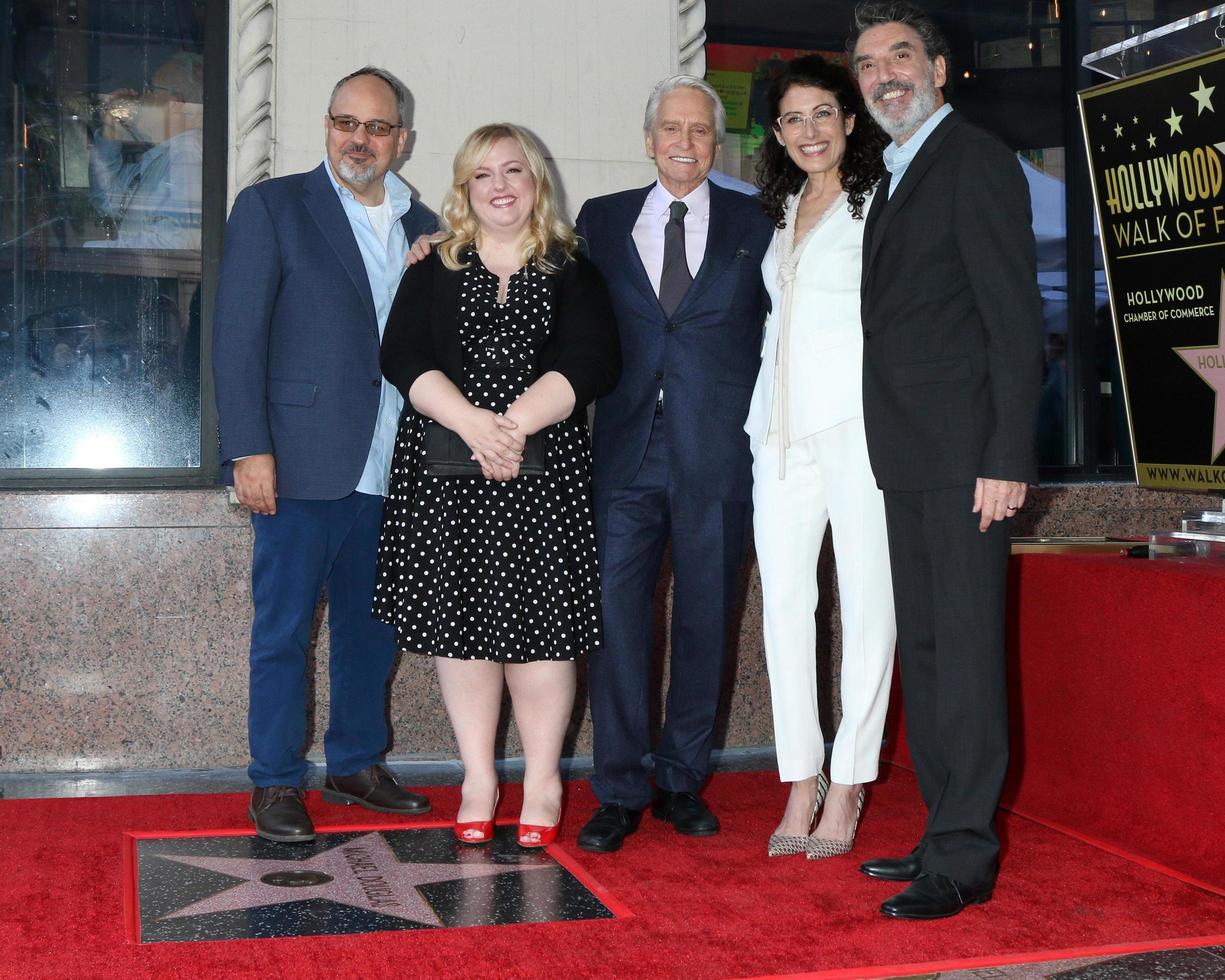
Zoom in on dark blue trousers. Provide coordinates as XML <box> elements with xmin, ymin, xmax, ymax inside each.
<box><xmin>589</xmin><ymin>420</ymin><xmax>749</xmax><ymax>809</ymax></box>
<box><xmin>248</xmin><ymin>492</ymin><xmax>396</xmax><ymax>787</ymax></box>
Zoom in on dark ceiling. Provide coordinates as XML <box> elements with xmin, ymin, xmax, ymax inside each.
<box><xmin>705</xmin><ymin>0</ymin><xmax>864</xmax><ymax>49</ymax></box>
<box><xmin>702</xmin><ymin>0</ymin><xmax>1212</xmax><ymax>151</ymax></box>
<box><xmin>704</xmin><ymin>0</ymin><xmax>1212</xmax><ymax>49</ymax></box>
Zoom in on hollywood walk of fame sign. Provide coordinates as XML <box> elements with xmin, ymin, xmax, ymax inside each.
<box><xmin>1080</xmin><ymin>47</ymin><xmax>1225</xmax><ymax>491</ymax></box>
<box><xmin>128</xmin><ymin>826</ymin><xmax>618</xmax><ymax>943</ymax></box>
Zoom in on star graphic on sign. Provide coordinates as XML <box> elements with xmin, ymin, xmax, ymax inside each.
<box><xmin>1166</xmin><ymin>107</ymin><xmax>1183</xmax><ymax>136</ymax></box>
<box><xmin>155</xmin><ymin>832</ymin><xmax>551</xmax><ymax>926</ymax></box>
<box><xmin>1147</xmin><ymin>132</ymin><xmax>1157</xmax><ymax>149</ymax></box>
<box><xmin>1132</xmin><ymin>115</ymin><xmax>1139</xmax><ymax>125</ymax></box>
<box><xmin>1191</xmin><ymin>76</ymin><xmax>1216</xmax><ymax>115</ymax></box>
<box><xmin>1131</xmin><ymin>142</ymin><xmax>1137</xmax><ymax>152</ymax></box>
<box><xmin>1101</xmin><ymin>113</ymin><xmax>1107</xmax><ymax>122</ymax></box>
<box><xmin>1114</xmin><ymin>122</ymin><xmax>1124</xmax><ymax>137</ymax></box>
<box><xmin>1172</xmin><ymin>273</ymin><xmax>1225</xmax><ymax>463</ymax></box>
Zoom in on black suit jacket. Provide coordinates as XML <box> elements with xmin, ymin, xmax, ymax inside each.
<box><xmin>860</xmin><ymin>111</ymin><xmax>1043</xmax><ymax>492</ymax></box>
<box><xmin>380</xmin><ymin>249</ymin><xmax>621</xmax><ymax>419</ymax></box>
<box><xmin>576</xmin><ymin>182</ymin><xmax>772</xmax><ymax>502</ymax></box>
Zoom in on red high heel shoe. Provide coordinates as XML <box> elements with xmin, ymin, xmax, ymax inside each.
<box><xmin>517</xmin><ymin>815</ymin><xmax>561</xmax><ymax>849</ymax></box>
<box><xmin>454</xmin><ymin>791</ymin><xmax>499</xmax><ymax>846</ymax></box>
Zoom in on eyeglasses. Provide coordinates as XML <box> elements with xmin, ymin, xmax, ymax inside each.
<box><xmin>329</xmin><ymin>114</ymin><xmax>401</xmax><ymax>138</ymax></box>
<box><xmin>775</xmin><ymin>106</ymin><xmax>844</xmax><ymax>132</ymax></box>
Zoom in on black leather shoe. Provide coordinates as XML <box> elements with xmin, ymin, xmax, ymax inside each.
<box><xmin>577</xmin><ymin>804</ymin><xmax>642</xmax><ymax>853</ymax></box>
<box><xmin>651</xmin><ymin>790</ymin><xmax>720</xmax><ymax>836</ymax></box>
<box><xmin>860</xmin><ymin>845</ymin><xmax>924</xmax><ymax>881</ymax></box>
<box><xmin>880</xmin><ymin>872</ymin><xmax>993</xmax><ymax>920</ymax></box>
<box><xmin>321</xmin><ymin>764</ymin><xmax>431</xmax><ymax>814</ymax></box>
<box><xmin>249</xmin><ymin>786</ymin><xmax>315</xmax><ymax>843</ymax></box>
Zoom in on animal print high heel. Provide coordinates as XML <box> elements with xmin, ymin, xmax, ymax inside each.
<box><xmin>767</xmin><ymin>772</ymin><xmax>829</xmax><ymax>857</ymax></box>
<box><xmin>806</xmin><ymin>786</ymin><xmax>865</xmax><ymax>860</ymax></box>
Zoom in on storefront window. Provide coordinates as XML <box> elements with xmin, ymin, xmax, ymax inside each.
<box><xmin>0</xmin><ymin>0</ymin><xmax>216</xmax><ymax>477</ymax></box>
<box><xmin>704</xmin><ymin>0</ymin><xmax>1190</xmax><ymax>479</ymax></box>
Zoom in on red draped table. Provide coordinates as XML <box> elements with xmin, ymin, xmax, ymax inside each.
<box><xmin>882</xmin><ymin>552</ymin><xmax>1225</xmax><ymax>892</ymax></box>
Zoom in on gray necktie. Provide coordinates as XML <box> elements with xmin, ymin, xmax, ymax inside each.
<box><xmin>658</xmin><ymin>200</ymin><xmax>692</xmax><ymax>316</ymax></box>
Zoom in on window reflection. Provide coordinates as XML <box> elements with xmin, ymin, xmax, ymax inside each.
<box><xmin>0</xmin><ymin>1</ymin><xmax>207</xmax><ymax>471</ymax></box>
<box><xmin>88</xmin><ymin>52</ymin><xmax>203</xmax><ymax>251</ymax></box>
<box><xmin>701</xmin><ymin>1</ymin><xmax>1180</xmax><ymax>473</ymax></box>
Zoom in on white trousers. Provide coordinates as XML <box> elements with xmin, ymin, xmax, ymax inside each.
<box><xmin>752</xmin><ymin>416</ymin><xmax>897</xmax><ymax>784</ymax></box>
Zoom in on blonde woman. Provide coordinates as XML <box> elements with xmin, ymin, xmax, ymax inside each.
<box><xmin>375</xmin><ymin>124</ymin><xmax>620</xmax><ymax>848</ymax></box>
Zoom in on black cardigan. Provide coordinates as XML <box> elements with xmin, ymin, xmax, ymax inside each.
<box><xmin>380</xmin><ymin>249</ymin><xmax>622</xmax><ymax>421</ymax></box>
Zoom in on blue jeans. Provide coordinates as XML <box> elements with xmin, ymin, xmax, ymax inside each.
<box><xmin>248</xmin><ymin>492</ymin><xmax>396</xmax><ymax>787</ymax></box>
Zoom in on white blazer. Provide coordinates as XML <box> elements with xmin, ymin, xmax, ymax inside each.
<box><xmin>744</xmin><ymin>189</ymin><xmax>872</xmax><ymax>457</ymax></box>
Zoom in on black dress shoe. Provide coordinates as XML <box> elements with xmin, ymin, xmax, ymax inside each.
<box><xmin>577</xmin><ymin>804</ymin><xmax>642</xmax><ymax>853</ymax></box>
<box><xmin>880</xmin><ymin>872</ymin><xmax>993</xmax><ymax>920</ymax></box>
<box><xmin>249</xmin><ymin>786</ymin><xmax>315</xmax><ymax>843</ymax></box>
<box><xmin>321</xmin><ymin>764</ymin><xmax>431</xmax><ymax>814</ymax></box>
<box><xmin>860</xmin><ymin>845</ymin><xmax>924</xmax><ymax>881</ymax></box>
<box><xmin>651</xmin><ymin>790</ymin><xmax>720</xmax><ymax>836</ymax></box>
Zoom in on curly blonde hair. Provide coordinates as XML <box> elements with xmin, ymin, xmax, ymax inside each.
<box><xmin>438</xmin><ymin>123</ymin><xmax>577</xmax><ymax>273</ymax></box>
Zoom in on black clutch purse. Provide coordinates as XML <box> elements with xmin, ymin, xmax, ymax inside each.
<box><xmin>423</xmin><ymin>420</ymin><xmax>545</xmax><ymax>477</ymax></box>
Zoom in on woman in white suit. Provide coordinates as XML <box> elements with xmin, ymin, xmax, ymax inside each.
<box><xmin>745</xmin><ymin>55</ymin><xmax>896</xmax><ymax>859</ymax></box>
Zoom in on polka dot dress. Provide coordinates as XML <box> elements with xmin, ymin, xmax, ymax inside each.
<box><xmin>373</xmin><ymin>254</ymin><xmax>602</xmax><ymax>662</ymax></box>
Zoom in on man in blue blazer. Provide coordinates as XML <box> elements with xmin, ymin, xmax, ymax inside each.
<box><xmin>575</xmin><ymin>76</ymin><xmax>772</xmax><ymax>852</ymax></box>
<box><xmin>213</xmin><ymin>67</ymin><xmax>437</xmax><ymax>842</ymax></box>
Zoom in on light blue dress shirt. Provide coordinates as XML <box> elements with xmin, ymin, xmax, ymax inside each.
<box><xmin>883</xmin><ymin>102</ymin><xmax>954</xmax><ymax>198</ymax></box>
<box><xmin>89</xmin><ymin>129</ymin><xmax>203</xmax><ymax>249</ymax></box>
<box><xmin>324</xmin><ymin>160</ymin><xmax>412</xmax><ymax>497</ymax></box>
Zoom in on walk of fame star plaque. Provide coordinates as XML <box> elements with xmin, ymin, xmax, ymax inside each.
<box><xmin>123</xmin><ymin>824</ymin><xmax>624</xmax><ymax>943</ymax></box>
<box><xmin>1080</xmin><ymin>47</ymin><xmax>1225</xmax><ymax>491</ymax></box>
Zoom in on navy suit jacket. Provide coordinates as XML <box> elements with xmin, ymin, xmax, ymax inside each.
<box><xmin>212</xmin><ymin>163</ymin><xmax>437</xmax><ymax>499</ymax></box>
<box><xmin>576</xmin><ymin>181</ymin><xmax>772</xmax><ymax>502</ymax></box>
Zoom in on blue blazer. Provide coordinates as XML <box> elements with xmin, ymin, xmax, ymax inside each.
<box><xmin>212</xmin><ymin>164</ymin><xmax>437</xmax><ymax>499</ymax></box>
<box><xmin>576</xmin><ymin>181</ymin><xmax>772</xmax><ymax>502</ymax></box>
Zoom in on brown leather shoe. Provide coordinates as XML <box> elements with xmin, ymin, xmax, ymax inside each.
<box><xmin>249</xmin><ymin>786</ymin><xmax>315</xmax><ymax>843</ymax></box>
<box><xmin>321</xmin><ymin>764</ymin><xmax>431</xmax><ymax>814</ymax></box>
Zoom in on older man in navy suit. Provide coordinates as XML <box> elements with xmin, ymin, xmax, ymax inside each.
<box><xmin>575</xmin><ymin>76</ymin><xmax>772</xmax><ymax>852</ymax></box>
<box><xmin>213</xmin><ymin>67</ymin><xmax>437</xmax><ymax>842</ymax></box>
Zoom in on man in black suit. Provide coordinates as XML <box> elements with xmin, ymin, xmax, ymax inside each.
<box><xmin>849</xmin><ymin>2</ymin><xmax>1042</xmax><ymax>918</ymax></box>
<box><xmin>573</xmin><ymin>76</ymin><xmax>772</xmax><ymax>852</ymax></box>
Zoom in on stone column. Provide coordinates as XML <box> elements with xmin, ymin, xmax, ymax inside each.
<box><xmin>229</xmin><ymin>0</ymin><xmax>276</xmax><ymax>204</ymax></box>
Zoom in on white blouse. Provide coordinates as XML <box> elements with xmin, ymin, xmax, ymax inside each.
<box><xmin>744</xmin><ymin>188</ymin><xmax>873</xmax><ymax>475</ymax></box>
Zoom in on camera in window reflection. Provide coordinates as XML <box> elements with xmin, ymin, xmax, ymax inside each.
<box><xmin>87</xmin><ymin>53</ymin><xmax>204</xmax><ymax>251</ymax></box>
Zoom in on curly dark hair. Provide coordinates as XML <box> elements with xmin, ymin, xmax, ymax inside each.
<box><xmin>754</xmin><ymin>54</ymin><xmax>887</xmax><ymax>228</ymax></box>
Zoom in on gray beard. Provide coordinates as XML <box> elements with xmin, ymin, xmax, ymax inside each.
<box><xmin>337</xmin><ymin>155</ymin><xmax>377</xmax><ymax>186</ymax></box>
<box><xmin>868</xmin><ymin>81</ymin><xmax>939</xmax><ymax>143</ymax></box>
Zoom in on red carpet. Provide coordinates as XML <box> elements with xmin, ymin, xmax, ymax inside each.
<box><xmin>2</xmin><ymin>767</ymin><xmax>1223</xmax><ymax>979</ymax></box>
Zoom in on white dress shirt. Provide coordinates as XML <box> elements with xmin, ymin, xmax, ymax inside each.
<box><xmin>632</xmin><ymin>179</ymin><xmax>710</xmax><ymax>294</ymax></box>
